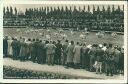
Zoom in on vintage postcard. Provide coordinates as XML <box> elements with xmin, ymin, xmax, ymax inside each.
<box><xmin>0</xmin><ymin>0</ymin><xmax>127</xmax><ymax>83</ymax></box>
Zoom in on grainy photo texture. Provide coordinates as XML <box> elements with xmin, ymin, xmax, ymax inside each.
<box><xmin>3</xmin><ymin>4</ymin><xmax>124</xmax><ymax>80</ymax></box>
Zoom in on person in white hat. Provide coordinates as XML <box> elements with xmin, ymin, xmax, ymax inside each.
<box><xmin>102</xmin><ymin>43</ymin><xmax>107</xmax><ymax>51</ymax></box>
<box><xmin>87</xmin><ymin>44</ymin><xmax>92</xmax><ymax>49</ymax></box>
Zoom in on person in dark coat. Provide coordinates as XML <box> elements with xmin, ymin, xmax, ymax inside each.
<box><xmin>55</xmin><ymin>40</ymin><xmax>62</xmax><ymax>65</ymax></box>
<box><xmin>41</xmin><ymin>40</ymin><xmax>47</xmax><ymax>64</ymax></box>
<box><xmin>16</xmin><ymin>38</ymin><xmax>21</xmax><ymax>60</ymax></box>
<box><xmin>36</xmin><ymin>39</ymin><xmax>46</xmax><ymax>64</ymax></box>
<box><xmin>35</xmin><ymin>39</ymin><xmax>41</xmax><ymax>64</ymax></box>
<box><xmin>25</xmin><ymin>38</ymin><xmax>32</xmax><ymax>60</ymax></box>
<box><xmin>88</xmin><ymin>44</ymin><xmax>97</xmax><ymax>72</ymax></box>
<box><xmin>81</xmin><ymin>43</ymin><xmax>90</xmax><ymax>70</ymax></box>
<box><xmin>19</xmin><ymin>38</ymin><xmax>27</xmax><ymax>61</ymax></box>
<box><xmin>105</xmin><ymin>44</ymin><xmax>115</xmax><ymax>76</ymax></box>
<box><xmin>30</xmin><ymin>39</ymin><xmax>36</xmax><ymax>62</ymax></box>
<box><xmin>11</xmin><ymin>38</ymin><xmax>20</xmax><ymax>60</ymax></box>
<box><xmin>113</xmin><ymin>46</ymin><xmax>121</xmax><ymax>74</ymax></box>
<box><xmin>118</xmin><ymin>47</ymin><xmax>124</xmax><ymax>74</ymax></box>
<box><xmin>101</xmin><ymin>43</ymin><xmax>108</xmax><ymax>73</ymax></box>
<box><xmin>62</xmin><ymin>40</ymin><xmax>69</xmax><ymax>66</ymax></box>
<box><xmin>3</xmin><ymin>36</ymin><xmax>8</xmax><ymax>57</ymax></box>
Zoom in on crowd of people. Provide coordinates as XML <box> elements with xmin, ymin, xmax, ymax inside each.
<box><xmin>3</xmin><ymin>5</ymin><xmax>124</xmax><ymax>32</ymax></box>
<box><xmin>3</xmin><ymin>35</ymin><xmax>124</xmax><ymax>77</ymax></box>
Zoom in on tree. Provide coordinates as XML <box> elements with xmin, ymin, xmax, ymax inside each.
<box><xmin>25</xmin><ymin>8</ymin><xmax>29</xmax><ymax>18</ymax></box>
<box><xmin>78</xmin><ymin>6</ymin><xmax>81</xmax><ymax>12</ymax></box>
<box><xmin>107</xmin><ymin>5</ymin><xmax>111</xmax><ymax>15</ymax></box>
<box><xmin>47</xmin><ymin>6</ymin><xmax>49</xmax><ymax>14</ymax></box>
<box><xmin>73</xmin><ymin>6</ymin><xmax>78</xmax><ymax>16</ymax></box>
<box><xmin>69</xmin><ymin>6</ymin><xmax>72</xmax><ymax>19</ymax></box>
<box><xmin>101</xmin><ymin>5</ymin><xmax>105</xmax><ymax>19</ymax></box>
<box><xmin>61</xmin><ymin>6</ymin><xmax>64</xmax><ymax>13</ymax></box>
<box><xmin>44</xmin><ymin>7</ymin><xmax>46</xmax><ymax>14</ymax></box>
<box><xmin>93</xmin><ymin>5</ymin><xmax>95</xmax><ymax>14</ymax></box>
<box><xmin>39</xmin><ymin>7</ymin><xmax>42</xmax><ymax>18</ymax></box>
<box><xmin>49</xmin><ymin>7</ymin><xmax>53</xmax><ymax>18</ymax></box>
<box><xmin>96</xmin><ymin>6</ymin><xmax>100</xmax><ymax>20</ymax></box>
<box><xmin>33</xmin><ymin>8</ymin><xmax>36</xmax><ymax>18</ymax></box>
<box><xmin>65</xmin><ymin>6</ymin><xmax>68</xmax><ymax>12</ymax></box>
<box><xmin>3</xmin><ymin>7</ymin><xmax>6</xmax><ymax>16</ymax></box>
<box><xmin>14</xmin><ymin>7</ymin><xmax>17</xmax><ymax>16</ymax></box>
<box><xmin>112</xmin><ymin>5</ymin><xmax>115</xmax><ymax>12</ymax></box>
<box><xmin>52</xmin><ymin>7</ymin><xmax>57</xmax><ymax>18</ymax></box>
<box><xmin>73</xmin><ymin>6</ymin><xmax>77</xmax><ymax>12</ymax></box>
<box><xmin>50</xmin><ymin>6</ymin><xmax>53</xmax><ymax>12</ymax></box>
<box><xmin>36</xmin><ymin>8</ymin><xmax>39</xmax><ymax>19</ymax></box>
<box><xmin>6</xmin><ymin>6</ymin><xmax>9</xmax><ymax>18</ymax></box>
<box><xmin>97</xmin><ymin>6</ymin><xmax>100</xmax><ymax>13</ymax></box>
<box><xmin>102</xmin><ymin>5</ymin><xmax>105</xmax><ymax>12</ymax></box>
<box><xmin>29</xmin><ymin>8</ymin><xmax>34</xmax><ymax>19</ymax></box>
<box><xmin>10</xmin><ymin>6</ymin><xmax>13</xmax><ymax>17</ymax></box>
<box><xmin>60</xmin><ymin>6</ymin><xmax>64</xmax><ymax>19</ymax></box>
<box><xmin>117</xmin><ymin>5</ymin><xmax>121</xmax><ymax>12</ymax></box>
<box><xmin>43</xmin><ymin>7</ymin><xmax>47</xmax><ymax>19</ymax></box>
<box><xmin>123</xmin><ymin>5</ymin><xmax>124</xmax><ymax>11</ymax></box>
<box><xmin>56</xmin><ymin>6</ymin><xmax>61</xmax><ymax>19</ymax></box>
<box><xmin>88</xmin><ymin>5</ymin><xmax>90</xmax><ymax>12</ymax></box>
<box><xmin>69</xmin><ymin>6</ymin><xmax>72</xmax><ymax>12</ymax></box>
<box><xmin>57</xmin><ymin>6</ymin><xmax>60</xmax><ymax>13</ymax></box>
<box><xmin>65</xmin><ymin>6</ymin><xmax>70</xmax><ymax>19</ymax></box>
<box><xmin>83</xmin><ymin>5</ymin><xmax>85</xmax><ymax>12</ymax></box>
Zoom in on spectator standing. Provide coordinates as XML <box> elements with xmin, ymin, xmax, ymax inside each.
<box><xmin>81</xmin><ymin>43</ymin><xmax>90</xmax><ymax>70</ymax></box>
<box><xmin>7</xmin><ymin>36</ymin><xmax>13</xmax><ymax>57</ymax></box>
<box><xmin>55</xmin><ymin>40</ymin><xmax>63</xmax><ymax>65</ymax></box>
<box><xmin>3</xmin><ymin>36</ymin><xmax>8</xmax><ymax>57</ymax></box>
<box><xmin>73</xmin><ymin>42</ymin><xmax>82</xmax><ymax>69</ymax></box>
<box><xmin>62</xmin><ymin>40</ymin><xmax>69</xmax><ymax>66</ymax></box>
<box><xmin>66</xmin><ymin>41</ymin><xmax>75</xmax><ymax>68</ymax></box>
<box><xmin>46</xmin><ymin>41</ymin><xmax>56</xmax><ymax>65</ymax></box>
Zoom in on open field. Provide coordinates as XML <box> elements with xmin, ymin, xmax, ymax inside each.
<box><xmin>3</xmin><ymin>28</ymin><xmax>124</xmax><ymax>46</ymax></box>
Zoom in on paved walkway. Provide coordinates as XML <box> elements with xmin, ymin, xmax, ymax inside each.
<box><xmin>3</xmin><ymin>58</ymin><xmax>123</xmax><ymax>79</ymax></box>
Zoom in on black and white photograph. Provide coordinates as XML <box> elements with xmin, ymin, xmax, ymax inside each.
<box><xmin>1</xmin><ymin>1</ymin><xmax>127</xmax><ymax>83</ymax></box>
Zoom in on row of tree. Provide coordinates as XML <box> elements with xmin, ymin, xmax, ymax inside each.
<box><xmin>3</xmin><ymin>5</ymin><xmax>124</xmax><ymax>20</ymax></box>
